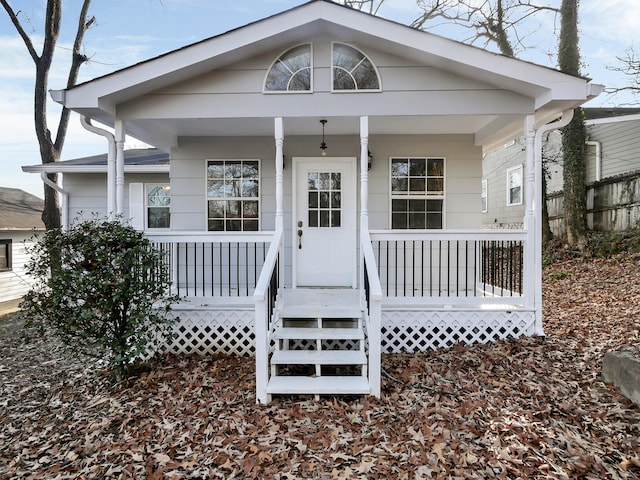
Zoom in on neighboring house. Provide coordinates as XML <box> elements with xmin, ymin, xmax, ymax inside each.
<box><xmin>483</xmin><ymin>108</ymin><xmax>640</xmax><ymax>234</ymax></box>
<box><xmin>0</xmin><ymin>188</ymin><xmax>44</xmax><ymax>303</ymax></box>
<box><xmin>22</xmin><ymin>0</ymin><xmax>599</xmax><ymax>403</ymax></box>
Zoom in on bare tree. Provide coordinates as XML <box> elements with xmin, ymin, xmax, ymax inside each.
<box><xmin>607</xmin><ymin>47</ymin><xmax>640</xmax><ymax>103</ymax></box>
<box><xmin>341</xmin><ymin>0</ymin><xmax>387</xmax><ymax>15</ymax></box>
<box><xmin>1</xmin><ymin>0</ymin><xmax>94</xmax><ymax>230</ymax></box>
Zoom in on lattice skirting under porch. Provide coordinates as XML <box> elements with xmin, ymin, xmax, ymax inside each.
<box><xmin>155</xmin><ymin>308</ymin><xmax>536</xmax><ymax>356</ymax></box>
<box><xmin>162</xmin><ymin>308</ymin><xmax>255</xmax><ymax>356</ymax></box>
<box><xmin>381</xmin><ymin>310</ymin><xmax>536</xmax><ymax>353</ymax></box>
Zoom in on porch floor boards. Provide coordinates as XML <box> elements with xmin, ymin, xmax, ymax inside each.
<box><xmin>278</xmin><ymin>288</ymin><xmax>362</xmax><ymax>318</ymax></box>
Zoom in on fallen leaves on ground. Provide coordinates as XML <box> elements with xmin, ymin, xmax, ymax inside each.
<box><xmin>0</xmin><ymin>253</ymin><xmax>639</xmax><ymax>479</ymax></box>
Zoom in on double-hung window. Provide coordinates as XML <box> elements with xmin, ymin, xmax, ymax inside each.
<box><xmin>391</xmin><ymin>157</ymin><xmax>444</xmax><ymax>229</ymax></box>
<box><xmin>506</xmin><ymin>165</ymin><xmax>523</xmax><ymax>206</ymax></box>
<box><xmin>207</xmin><ymin>160</ymin><xmax>260</xmax><ymax>231</ymax></box>
<box><xmin>146</xmin><ymin>184</ymin><xmax>171</xmax><ymax>229</ymax></box>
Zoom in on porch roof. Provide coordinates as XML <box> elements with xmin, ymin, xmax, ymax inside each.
<box><xmin>51</xmin><ymin>0</ymin><xmax>601</xmax><ymax>153</ymax></box>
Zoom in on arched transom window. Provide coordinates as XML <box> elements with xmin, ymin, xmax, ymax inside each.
<box><xmin>264</xmin><ymin>44</ymin><xmax>312</xmax><ymax>92</ymax></box>
<box><xmin>332</xmin><ymin>43</ymin><xmax>380</xmax><ymax>91</ymax></box>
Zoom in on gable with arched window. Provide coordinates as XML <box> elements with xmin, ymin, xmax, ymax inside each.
<box><xmin>263</xmin><ymin>42</ymin><xmax>381</xmax><ymax>93</ymax></box>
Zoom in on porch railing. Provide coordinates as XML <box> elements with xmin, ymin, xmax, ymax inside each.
<box><xmin>145</xmin><ymin>231</ymin><xmax>275</xmax><ymax>299</ymax></box>
<box><xmin>254</xmin><ymin>229</ymin><xmax>284</xmax><ymax>405</ymax></box>
<box><xmin>369</xmin><ymin>229</ymin><xmax>527</xmax><ymax>305</ymax></box>
<box><xmin>361</xmin><ymin>229</ymin><xmax>383</xmax><ymax>398</ymax></box>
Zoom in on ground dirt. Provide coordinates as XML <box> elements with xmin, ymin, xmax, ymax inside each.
<box><xmin>0</xmin><ymin>252</ymin><xmax>639</xmax><ymax>479</ymax></box>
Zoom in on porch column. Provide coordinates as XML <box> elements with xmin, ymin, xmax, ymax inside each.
<box><xmin>115</xmin><ymin>119</ymin><xmax>126</xmax><ymax>218</ymax></box>
<box><xmin>359</xmin><ymin>116</ymin><xmax>369</xmax><ymax>232</ymax></box>
<box><xmin>274</xmin><ymin>117</ymin><xmax>284</xmax><ymax>232</ymax></box>
<box><xmin>523</xmin><ymin>115</ymin><xmax>536</xmax><ymax>315</ymax></box>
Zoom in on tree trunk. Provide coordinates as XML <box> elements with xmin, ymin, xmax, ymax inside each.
<box><xmin>558</xmin><ymin>0</ymin><xmax>588</xmax><ymax>249</ymax></box>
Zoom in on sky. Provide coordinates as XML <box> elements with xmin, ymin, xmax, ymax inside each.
<box><xmin>1</xmin><ymin>0</ymin><xmax>638</xmax><ymax>199</ymax></box>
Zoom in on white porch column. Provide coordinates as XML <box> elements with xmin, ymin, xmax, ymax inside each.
<box><xmin>359</xmin><ymin>116</ymin><xmax>369</xmax><ymax>232</ymax></box>
<box><xmin>531</xmin><ymin>110</ymin><xmax>575</xmax><ymax>335</ymax></box>
<box><xmin>523</xmin><ymin>115</ymin><xmax>537</xmax><ymax>316</ymax></box>
<box><xmin>274</xmin><ymin>117</ymin><xmax>284</xmax><ymax>232</ymax></box>
<box><xmin>114</xmin><ymin>119</ymin><xmax>126</xmax><ymax>218</ymax></box>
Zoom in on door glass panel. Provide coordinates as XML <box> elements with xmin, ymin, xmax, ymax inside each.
<box><xmin>308</xmin><ymin>170</ymin><xmax>342</xmax><ymax>228</ymax></box>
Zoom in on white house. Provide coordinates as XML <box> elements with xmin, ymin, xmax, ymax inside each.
<box><xmin>482</xmin><ymin>108</ymin><xmax>640</xmax><ymax>234</ymax></box>
<box><xmin>23</xmin><ymin>0</ymin><xmax>600</xmax><ymax>403</ymax></box>
<box><xmin>0</xmin><ymin>188</ymin><xmax>44</xmax><ymax>304</ymax></box>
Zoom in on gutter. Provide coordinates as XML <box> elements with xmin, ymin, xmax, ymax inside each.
<box><xmin>81</xmin><ymin>116</ymin><xmax>116</xmax><ymax>217</ymax></box>
<box><xmin>586</xmin><ymin>140</ymin><xmax>602</xmax><ymax>182</ymax></box>
<box><xmin>40</xmin><ymin>172</ymin><xmax>69</xmax><ymax>231</ymax></box>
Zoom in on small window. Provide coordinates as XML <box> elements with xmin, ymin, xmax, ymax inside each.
<box><xmin>506</xmin><ymin>165</ymin><xmax>523</xmax><ymax>206</ymax></box>
<box><xmin>332</xmin><ymin>43</ymin><xmax>380</xmax><ymax>91</ymax></box>
<box><xmin>264</xmin><ymin>44</ymin><xmax>312</xmax><ymax>92</ymax></box>
<box><xmin>0</xmin><ymin>239</ymin><xmax>11</xmax><ymax>271</ymax></box>
<box><xmin>207</xmin><ymin>160</ymin><xmax>260</xmax><ymax>231</ymax></box>
<box><xmin>391</xmin><ymin>158</ymin><xmax>444</xmax><ymax>229</ymax></box>
<box><xmin>146</xmin><ymin>184</ymin><xmax>171</xmax><ymax>229</ymax></box>
<box><xmin>481</xmin><ymin>179</ymin><xmax>488</xmax><ymax>213</ymax></box>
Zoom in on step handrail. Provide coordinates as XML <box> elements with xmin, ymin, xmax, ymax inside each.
<box><xmin>361</xmin><ymin>229</ymin><xmax>382</xmax><ymax>398</ymax></box>
<box><xmin>254</xmin><ymin>229</ymin><xmax>283</xmax><ymax>405</ymax></box>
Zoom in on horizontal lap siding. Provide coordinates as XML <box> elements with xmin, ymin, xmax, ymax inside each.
<box><xmin>0</xmin><ymin>232</ymin><xmax>39</xmax><ymax>303</ymax></box>
<box><xmin>62</xmin><ymin>173</ymin><xmax>169</xmax><ymax>224</ymax></box>
<box><xmin>588</xmin><ymin>120</ymin><xmax>640</xmax><ymax>181</ymax></box>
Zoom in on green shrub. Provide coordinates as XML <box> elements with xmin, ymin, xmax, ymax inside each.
<box><xmin>20</xmin><ymin>217</ymin><xmax>178</xmax><ymax>379</ymax></box>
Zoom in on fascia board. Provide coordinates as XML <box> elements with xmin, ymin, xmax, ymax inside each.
<box><xmin>586</xmin><ymin>113</ymin><xmax>640</xmax><ymax>125</ymax></box>
<box><xmin>22</xmin><ymin>164</ymin><xmax>170</xmax><ymax>174</ymax></box>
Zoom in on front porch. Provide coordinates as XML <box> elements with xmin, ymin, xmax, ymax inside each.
<box><xmin>146</xmin><ymin>227</ymin><xmax>535</xmax><ymax>404</ymax></box>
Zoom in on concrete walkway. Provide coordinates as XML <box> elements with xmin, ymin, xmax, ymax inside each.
<box><xmin>0</xmin><ymin>298</ymin><xmax>22</xmax><ymax>317</ymax></box>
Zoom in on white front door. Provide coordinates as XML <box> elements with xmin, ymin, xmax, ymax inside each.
<box><xmin>293</xmin><ymin>157</ymin><xmax>357</xmax><ymax>287</ymax></box>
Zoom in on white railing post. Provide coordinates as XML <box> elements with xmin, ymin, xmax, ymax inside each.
<box><xmin>254</xmin><ymin>296</ymin><xmax>269</xmax><ymax>405</ymax></box>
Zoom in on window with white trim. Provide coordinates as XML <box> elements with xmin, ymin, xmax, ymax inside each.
<box><xmin>146</xmin><ymin>184</ymin><xmax>171</xmax><ymax>229</ymax></box>
<box><xmin>332</xmin><ymin>43</ymin><xmax>380</xmax><ymax>91</ymax></box>
<box><xmin>481</xmin><ymin>179</ymin><xmax>488</xmax><ymax>213</ymax></box>
<box><xmin>390</xmin><ymin>157</ymin><xmax>444</xmax><ymax>229</ymax></box>
<box><xmin>506</xmin><ymin>165</ymin><xmax>523</xmax><ymax>206</ymax></box>
<box><xmin>207</xmin><ymin>160</ymin><xmax>260</xmax><ymax>231</ymax></box>
<box><xmin>0</xmin><ymin>239</ymin><xmax>11</xmax><ymax>271</ymax></box>
<box><xmin>264</xmin><ymin>44</ymin><xmax>312</xmax><ymax>92</ymax></box>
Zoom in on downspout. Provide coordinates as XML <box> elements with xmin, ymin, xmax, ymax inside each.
<box><xmin>41</xmin><ymin>172</ymin><xmax>69</xmax><ymax>230</ymax></box>
<box><xmin>586</xmin><ymin>140</ymin><xmax>602</xmax><ymax>182</ymax></box>
<box><xmin>533</xmin><ymin>109</ymin><xmax>574</xmax><ymax>335</ymax></box>
<box><xmin>80</xmin><ymin>116</ymin><xmax>116</xmax><ymax>218</ymax></box>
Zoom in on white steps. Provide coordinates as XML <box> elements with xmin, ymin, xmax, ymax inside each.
<box><xmin>267</xmin><ymin>376</ymin><xmax>370</xmax><ymax>395</ymax></box>
<box><xmin>271</xmin><ymin>349</ymin><xmax>366</xmax><ymax>365</ymax></box>
<box><xmin>266</xmin><ymin>288</ymin><xmax>370</xmax><ymax>399</ymax></box>
<box><xmin>273</xmin><ymin>327</ymin><xmax>363</xmax><ymax>341</ymax></box>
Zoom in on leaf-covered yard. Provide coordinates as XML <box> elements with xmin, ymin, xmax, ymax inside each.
<box><xmin>1</xmin><ymin>253</ymin><xmax>639</xmax><ymax>479</ymax></box>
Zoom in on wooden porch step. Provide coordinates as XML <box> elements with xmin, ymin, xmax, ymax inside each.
<box><xmin>271</xmin><ymin>350</ymin><xmax>366</xmax><ymax>366</ymax></box>
<box><xmin>266</xmin><ymin>376</ymin><xmax>370</xmax><ymax>395</ymax></box>
<box><xmin>273</xmin><ymin>327</ymin><xmax>364</xmax><ymax>341</ymax></box>
<box><xmin>279</xmin><ymin>288</ymin><xmax>362</xmax><ymax>319</ymax></box>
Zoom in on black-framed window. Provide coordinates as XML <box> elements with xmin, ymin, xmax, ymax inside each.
<box><xmin>0</xmin><ymin>239</ymin><xmax>11</xmax><ymax>271</ymax></box>
<box><xmin>207</xmin><ymin>160</ymin><xmax>260</xmax><ymax>231</ymax></box>
<box><xmin>391</xmin><ymin>157</ymin><xmax>445</xmax><ymax>229</ymax></box>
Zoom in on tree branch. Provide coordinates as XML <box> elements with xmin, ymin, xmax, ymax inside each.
<box><xmin>0</xmin><ymin>0</ymin><xmax>40</xmax><ymax>63</ymax></box>
<box><xmin>55</xmin><ymin>0</ymin><xmax>93</xmax><ymax>152</ymax></box>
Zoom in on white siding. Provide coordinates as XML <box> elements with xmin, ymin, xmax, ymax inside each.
<box><xmin>0</xmin><ymin>231</ymin><xmax>40</xmax><ymax>303</ymax></box>
<box><xmin>62</xmin><ymin>173</ymin><xmax>169</xmax><ymax>225</ymax></box>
